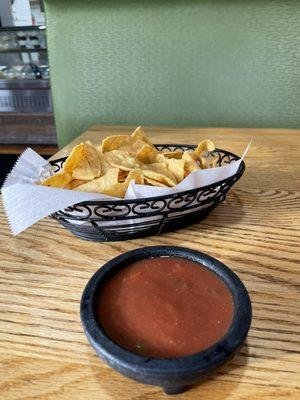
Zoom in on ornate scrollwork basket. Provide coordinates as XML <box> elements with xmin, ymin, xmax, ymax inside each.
<box><xmin>49</xmin><ymin>144</ymin><xmax>245</xmax><ymax>242</ymax></box>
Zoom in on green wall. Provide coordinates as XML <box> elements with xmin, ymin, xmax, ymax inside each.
<box><xmin>44</xmin><ymin>0</ymin><xmax>300</xmax><ymax>147</ymax></box>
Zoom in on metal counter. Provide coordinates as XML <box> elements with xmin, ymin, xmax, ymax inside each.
<box><xmin>0</xmin><ymin>79</ymin><xmax>52</xmax><ymax>113</ymax></box>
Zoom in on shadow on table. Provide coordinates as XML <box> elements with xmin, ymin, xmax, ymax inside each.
<box><xmin>188</xmin><ymin>188</ymin><xmax>247</xmax><ymax>232</ymax></box>
<box><xmin>184</xmin><ymin>342</ymin><xmax>250</xmax><ymax>398</ymax></box>
<box><xmin>91</xmin><ymin>342</ymin><xmax>250</xmax><ymax>399</ymax></box>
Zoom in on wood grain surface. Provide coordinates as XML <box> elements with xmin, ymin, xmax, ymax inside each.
<box><xmin>0</xmin><ymin>113</ymin><xmax>56</xmax><ymax>145</ymax></box>
<box><xmin>0</xmin><ymin>144</ymin><xmax>58</xmax><ymax>155</ymax></box>
<box><xmin>1</xmin><ymin>126</ymin><xmax>300</xmax><ymax>399</ymax></box>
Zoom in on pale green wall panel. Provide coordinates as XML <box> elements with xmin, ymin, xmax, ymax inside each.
<box><xmin>44</xmin><ymin>0</ymin><xmax>300</xmax><ymax>146</ymax></box>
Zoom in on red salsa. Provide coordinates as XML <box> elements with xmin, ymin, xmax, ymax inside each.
<box><xmin>97</xmin><ymin>257</ymin><xmax>234</xmax><ymax>358</ymax></box>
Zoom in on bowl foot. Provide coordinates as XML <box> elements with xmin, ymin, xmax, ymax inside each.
<box><xmin>163</xmin><ymin>386</ymin><xmax>188</xmax><ymax>395</ymax></box>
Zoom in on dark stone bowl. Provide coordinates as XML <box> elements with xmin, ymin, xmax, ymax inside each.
<box><xmin>80</xmin><ymin>246</ymin><xmax>252</xmax><ymax>395</ymax></box>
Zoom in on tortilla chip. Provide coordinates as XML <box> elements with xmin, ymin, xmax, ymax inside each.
<box><xmin>84</xmin><ymin>141</ymin><xmax>102</xmax><ymax>177</ymax></box>
<box><xmin>105</xmin><ymin>150</ymin><xmax>141</xmax><ymax>171</ymax></box>
<box><xmin>41</xmin><ymin>171</ymin><xmax>72</xmax><ymax>188</ymax></box>
<box><xmin>103</xmin><ymin>127</ymin><xmax>155</xmax><ymax>158</ymax></box>
<box><xmin>165</xmin><ymin>158</ymin><xmax>185</xmax><ymax>183</ymax></box>
<box><xmin>131</xmin><ymin>126</ymin><xmax>152</xmax><ymax>145</ymax></box>
<box><xmin>63</xmin><ymin>141</ymin><xmax>101</xmax><ymax>180</ymax></box>
<box><xmin>70</xmin><ymin>143</ymin><xmax>101</xmax><ymax>180</ymax></box>
<box><xmin>109</xmin><ymin>169</ymin><xmax>144</xmax><ymax>197</ymax></box>
<box><xmin>155</xmin><ymin>153</ymin><xmax>185</xmax><ymax>182</ymax></box>
<box><xmin>76</xmin><ymin>168</ymin><xmax>119</xmax><ymax>195</ymax></box>
<box><xmin>141</xmin><ymin>163</ymin><xmax>177</xmax><ymax>187</ymax></box>
<box><xmin>145</xmin><ymin>178</ymin><xmax>168</xmax><ymax>187</ymax></box>
<box><xmin>136</xmin><ymin>144</ymin><xmax>157</xmax><ymax>164</ymax></box>
<box><xmin>71</xmin><ymin>157</ymin><xmax>93</xmax><ymax>180</ymax></box>
<box><xmin>67</xmin><ymin>179</ymin><xmax>89</xmax><ymax>189</ymax></box>
<box><xmin>153</xmin><ymin>153</ymin><xmax>166</xmax><ymax>163</ymax></box>
<box><xmin>162</xmin><ymin>150</ymin><xmax>183</xmax><ymax>159</ymax></box>
<box><xmin>182</xmin><ymin>151</ymin><xmax>201</xmax><ymax>175</ymax></box>
<box><xmin>117</xmin><ymin>139</ymin><xmax>143</xmax><ymax>156</ymax></box>
<box><xmin>101</xmin><ymin>135</ymin><xmax>129</xmax><ymax>153</ymax></box>
<box><xmin>118</xmin><ymin>169</ymin><xmax>129</xmax><ymax>182</ymax></box>
<box><xmin>193</xmin><ymin>139</ymin><xmax>215</xmax><ymax>159</ymax></box>
<box><xmin>76</xmin><ymin>168</ymin><xmax>143</xmax><ymax>198</ymax></box>
<box><xmin>125</xmin><ymin>169</ymin><xmax>144</xmax><ymax>185</ymax></box>
<box><xmin>99</xmin><ymin>153</ymin><xmax>111</xmax><ymax>175</ymax></box>
<box><xmin>63</xmin><ymin>143</ymin><xmax>85</xmax><ymax>173</ymax></box>
<box><xmin>200</xmin><ymin>155</ymin><xmax>218</xmax><ymax>169</ymax></box>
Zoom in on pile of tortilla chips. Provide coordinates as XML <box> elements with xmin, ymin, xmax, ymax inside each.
<box><xmin>40</xmin><ymin>127</ymin><xmax>218</xmax><ymax>198</ymax></box>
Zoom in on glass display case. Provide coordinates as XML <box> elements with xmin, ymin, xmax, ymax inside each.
<box><xmin>0</xmin><ymin>25</ymin><xmax>52</xmax><ymax>113</ymax></box>
<box><xmin>0</xmin><ymin>25</ymin><xmax>55</xmax><ymax>144</ymax></box>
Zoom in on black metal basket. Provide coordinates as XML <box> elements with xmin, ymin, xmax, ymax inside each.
<box><xmin>49</xmin><ymin>144</ymin><xmax>245</xmax><ymax>242</ymax></box>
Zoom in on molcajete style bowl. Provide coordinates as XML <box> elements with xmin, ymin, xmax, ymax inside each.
<box><xmin>80</xmin><ymin>246</ymin><xmax>252</xmax><ymax>395</ymax></box>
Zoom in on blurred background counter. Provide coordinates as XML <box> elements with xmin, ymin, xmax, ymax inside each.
<box><xmin>0</xmin><ymin>0</ymin><xmax>56</xmax><ymax>145</ymax></box>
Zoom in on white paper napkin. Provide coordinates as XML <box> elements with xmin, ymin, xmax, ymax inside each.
<box><xmin>1</xmin><ymin>144</ymin><xmax>250</xmax><ymax>235</ymax></box>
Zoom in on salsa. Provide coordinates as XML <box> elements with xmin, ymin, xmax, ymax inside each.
<box><xmin>97</xmin><ymin>257</ymin><xmax>234</xmax><ymax>358</ymax></box>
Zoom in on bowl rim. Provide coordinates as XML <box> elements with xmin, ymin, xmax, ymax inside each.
<box><xmin>80</xmin><ymin>246</ymin><xmax>252</xmax><ymax>377</ymax></box>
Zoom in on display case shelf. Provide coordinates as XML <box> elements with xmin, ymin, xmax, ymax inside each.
<box><xmin>0</xmin><ymin>26</ymin><xmax>45</xmax><ymax>32</ymax></box>
<box><xmin>0</xmin><ymin>48</ymin><xmax>47</xmax><ymax>54</ymax></box>
<box><xmin>0</xmin><ymin>26</ymin><xmax>54</xmax><ymax>143</ymax></box>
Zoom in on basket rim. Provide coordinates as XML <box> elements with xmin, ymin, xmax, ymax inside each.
<box><xmin>50</xmin><ymin>145</ymin><xmax>245</xmax><ymax>206</ymax></box>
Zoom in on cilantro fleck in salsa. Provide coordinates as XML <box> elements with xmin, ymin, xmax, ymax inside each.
<box><xmin>97</xmin><ymin>257</ymin><xmax>234</xmax><ymax>358</ymax></box>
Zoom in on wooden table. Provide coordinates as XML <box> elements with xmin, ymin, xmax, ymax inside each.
<box><xmin>1</xmin><ymin>126</ymin><xmax>299</xmax><ymax>399</ymax></box>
